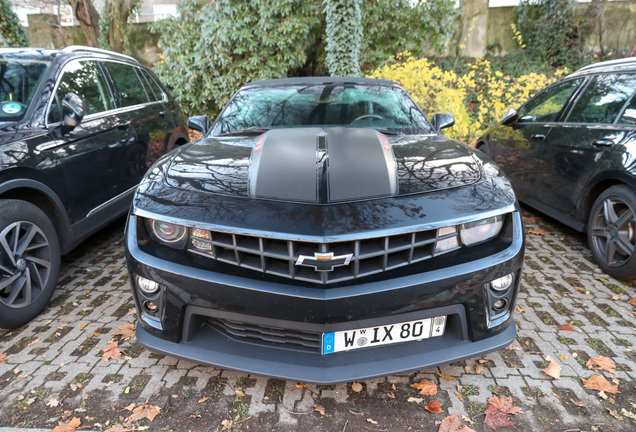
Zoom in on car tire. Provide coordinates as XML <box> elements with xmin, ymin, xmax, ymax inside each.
<box><xmin>588</xmin><ymin>185</ymin><xmax>636</xmax><ymax>279</ymax></box>
<box><xmin>477</xmin><ymin>142</ymin><xmax>491</xmax><ymax>156</ymax></box>
<box><xmin>0</xmin><ymin>200</ymin><xmax>60</xmax><ymax>328</ymax></box>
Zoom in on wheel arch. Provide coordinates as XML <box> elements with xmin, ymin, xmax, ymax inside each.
<box><xmin>0</xmin><ymin>179</ymin><xmax>73</xmax><ymax>254</ymax></box>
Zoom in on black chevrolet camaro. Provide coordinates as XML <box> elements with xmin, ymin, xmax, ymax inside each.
<box><xmin>125</xmin><ymin>77</ymin><xmax>525</xmax><ymax>384</ymax></box>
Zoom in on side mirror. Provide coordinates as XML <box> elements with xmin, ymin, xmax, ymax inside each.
<box><xmin>432</xmin><ymin>113</ymin><xmax>455</xmax><ymax>133</ymax></box>
<box><xmin>61</xmin><ymin>92</ymin><xmax>84</xmax><ymax>129</ymax></box>
<box><xmin>188</xmin><ymin>115</ymin><xmax>211</xmax><ymax>135</ymax></box>
<box><xmin>501</xmin><ymin>107</ymin><xmax>518</xmax><ymax>125</ymax></box>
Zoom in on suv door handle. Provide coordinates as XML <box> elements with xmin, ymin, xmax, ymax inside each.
<box><xmin>117</xmin><ymin>120</ymin><xmax>131</xmax><ymax>130</ymax></box>
<box><xmin>159</xmin><ymin>111</ymin><xmax>167</xmax><ymax>117</ymax></box>
<box><xmin>531</xmin><ymin>133</ymin><xmax>546</xmax><ymax>141</ymax></box>
<box><xmin>592</xmin><ymin>138</ymin><xmax>615</xmax><ymax>147</ymax></box>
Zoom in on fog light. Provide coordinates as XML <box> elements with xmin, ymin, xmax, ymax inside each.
<box><xmin>491</xmin><ymin>274</ymin><xmax>514</xmax><ymax>292</ymax></box>
<box><xmin>493</xmin><ymin>299</ymin><xmax>507</xmax><ymax>310</ymax></box>
<box><xmin>137</xmin><ymin>276</ymin><xmax>159</xmax><ymax>294</ymax></box>
<box><xmin>143</xmin><ymin>301</ymin><xmax>158</xmax><ymax>313</ymax></box>
<box><xmin>192</xmin><ymin>238</ymin><xmax>212</xmax><ymax>251</ymax></box>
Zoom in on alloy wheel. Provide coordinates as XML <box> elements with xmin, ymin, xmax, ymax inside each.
<box><xmin>590</xmin><ymin>197</ymin><xmax>636</xmax><ymax>268</ymax></box>
<box><xmin>0</xmin><ymin>221</ymin><xmax>52</xmax><ymax>308</ymax></box>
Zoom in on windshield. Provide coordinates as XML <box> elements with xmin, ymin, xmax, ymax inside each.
<box><xmin>0</xmin><ymin>58</ymin><xmax>50</xmax><ymax>122</ymax></box>
<box><xmin>210</xmin><ymin>83</ymin><xmax>435</xmax><ymax>136</ymax></box>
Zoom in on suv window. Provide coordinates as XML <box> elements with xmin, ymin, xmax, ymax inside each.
<box><xmin>139</xmin><ymin>69</ymin><xmax>164</xmax><ymax>102</ymax></box>
<box><xmin>518</xmin><ymin>78</ymin><xmax>583</xmax><ymax>124</ymax></box>
<box><xmin>0</xmin><ymin>59</ymin><xmax>50</xmax><ymax>122</ymax></box>
<box><xmin>103</xmin><ymin>62</ymin><xmax>149</xmax><ymax>107</ymax></box>
<box><xmin>618</xmin><ymin>95</ymin><xmax>636</xmax><ymax>125</ymax></box>
<box><xmin>567</xmin><ymin>73</ymin><xmax>636</xmax><ymax>124</ymax></box>
<box><xmin>48</xmin><ymin>60</ymin><xmax>115</xmax><ymax>123</ymax></box>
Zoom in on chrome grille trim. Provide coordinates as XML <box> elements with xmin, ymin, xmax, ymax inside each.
<box><xmin>188</xmin><ymin>227</ymin><xmax>460</xmax><ymax>284</ymax></box>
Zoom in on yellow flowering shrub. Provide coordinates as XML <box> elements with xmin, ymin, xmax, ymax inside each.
<box><xmin>368</xmin><ymin>54</ymin><xmax>569</xmax><ymax>143</ymax></box>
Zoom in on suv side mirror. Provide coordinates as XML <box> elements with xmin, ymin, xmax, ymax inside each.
<box><xmin>501</xmin><ymin>107</ymin><xmax>518</xmax><ymax>125</ymax></box>
<box><xmin>188</xmin><ymin>115</ymin><xmax>211</xmax><ymax>135</ymax></box>
<box><xmin>432</xmin><ymin>113</ymin><xmax>455</xmax><ymax>133</ymax></box>
<box><xmin>62</xmin><ymin>92</ymin><xmax>84</xmax><ymax>129</ymax></box>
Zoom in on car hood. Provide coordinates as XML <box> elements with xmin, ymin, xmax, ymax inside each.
<box><xmin>163</xmin><ymin>127</ymin><xmax>481</xmax><ymax>204</ymax></box>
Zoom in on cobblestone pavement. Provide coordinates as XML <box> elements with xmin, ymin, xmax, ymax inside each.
<box><xmin>1</xmin><ymin>207</ymin><xmax>636</xmax><ymax>432</ymax></box>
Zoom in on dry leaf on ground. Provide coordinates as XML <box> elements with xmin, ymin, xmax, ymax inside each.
<box><xmin>426</xmin><ymin>400</ymin><xmax>444</xmax><ymax>414</ymax></box>
<box><xmin>582</xmin><ymin>375</ymin><xmax>620</xmax><ymax>394</ymax></box>
<box><xmin>454</xmin><ymin>391</ymin><xmax>464</xmax><ymax>402</ymax></box>
<box><xmin>125</xmin><ymin>402</ymin><xmax>161</xmax><ymax>423</ymax></box>
<box><xmin>235</xmin><ymin>390</ymin><xmax>245</xmax><ymax>397</ymax></box>
<box><xmin>586</xmin><ymin>356</ymin><xmax>616</xmax><ymax>374</ymax></box>
<box><xmin>102</xmin><ymin>341</ymin><xmax>122</xmax><ymax>362</ymax></box>
<box><xmin>438</xmin><ymin>414</ymin><xmax>476</xmax><ymax>432</ymax></box>
<box><xmin>527</xmin><ymin>228</ymin><xmax>548</xmax><ymax>236</ymax></box>
<box><xmin>626</xmin><ymin>299</ymin><xmax>636</xmax><ymax>306</ymax></box>
<box><xmin>484</xmin><ymin>396</ymin><xmax>522</xmax><ymax>429</ymax></box>
<box><xmin>522</xmin><ymin>216</ymin><xmax>542</xmax><ymax>223</ymax></box>
<box><xmin>0</xmin><ymin>353</ymin><xmax>6</xmax><ymax>363</ymax></box>
<box><xmin>407</xmin><ymin>397</ymin><xmax>423</xmax><ymax>404</ymax></box>
<box><xmin>543</xmin><ymin>361</ymin><xmax>561</xmax><ymax>379</ymax></box>
<box><xmin>351</xmin><ymin>382</ymin><xmax>363</xmax><ymax>393</ymax></box>
<box><xmin>559</xmin><ymin>324</ymin><xmax>576</xmax><ymax>331</ymax></box>
<box><xmin>112</xmin><ymin>323</ymin><xmax>135</xmax><ymax>340</ymax></box>
<box><xmin>410</xmin><ymin>378</ymin><xmax>438</xmax><ymax>395</ymax></box>
<box><xmin>473</xmin><ymin>363</ymin><xmax>484</xmax><ymax>374</ymax></box>
<box><xmin>314</xmin><ymin>403</ymin><xmax>326</xmax><ymax>416</ymax></box>
<box><xmin>366</xmin><ymin>418</ymin><xmax>378</xmax><ymax>425</ymax></box>
<box><xmin>438</xmin><ymin>373</ymin><xmax>455</xmax><ymax>381</ymax></box>
<box><xmin>46</xmin><ymin>398</ymin><xmax>60</xmax><ymax>407</ymax></box>
<box><xmin>50</xmin><ymin>417</ymin><xmax>81</xmax><ymax>432</ymax></box>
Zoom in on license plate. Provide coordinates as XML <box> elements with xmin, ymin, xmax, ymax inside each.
<box><xmin>322</xmin><ymin>316</ymin><xmax>446</xmax><ymax>354</ymax></box>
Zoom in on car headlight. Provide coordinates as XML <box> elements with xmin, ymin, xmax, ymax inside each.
<box><xmin>460</xmin><ymin>215</ymin><xmax>504</xmax><ymax>246</ymax></box>
<box><xmin>145</xmin><ymin>218</ymin><xmax>188</xmax><ymax>249</ymax></box>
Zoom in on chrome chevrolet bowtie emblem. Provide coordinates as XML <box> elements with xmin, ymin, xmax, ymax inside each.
<box><xmin>296</xmin><ymin>252</ymin><xmax>353</xmax><ymax>272</ymax></box>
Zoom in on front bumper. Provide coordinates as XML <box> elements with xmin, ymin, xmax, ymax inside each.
<box><xmin>125</xmin><ymin>212</ymin><xmax>524</xmax><ymax>384</ymax></box>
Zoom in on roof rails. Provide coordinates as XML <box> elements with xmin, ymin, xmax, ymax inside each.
<box><xmin>61</xmin><ymin>46</ymin><xmax>139</xmax><ymax>63</ymax></box>
<box><xmin>577</xmin><ymin>56</ymin><xmax>636</xmax><ymax>72</ymax></box>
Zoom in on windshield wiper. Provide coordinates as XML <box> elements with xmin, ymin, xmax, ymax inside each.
<box><xmin>373</xmin><ymin>128</ymin><xmax>402</xmax><ymax>135</ymax></box>
<box><xmin>218</xmin><ymin>127</ymin><xmax>270</xmax><ymax>136</ymax></box>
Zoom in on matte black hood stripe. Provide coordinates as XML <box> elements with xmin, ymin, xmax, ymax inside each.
<box><xmin>248</xmin><ymin>128</ymin><xmax>398</xmax><ymax>203</ymax></box>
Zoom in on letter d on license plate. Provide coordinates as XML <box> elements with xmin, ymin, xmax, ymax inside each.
<box><xmin>322</xmin><ymin>316</ymin><xmax>446</xmax><ymax>354</ymax></box>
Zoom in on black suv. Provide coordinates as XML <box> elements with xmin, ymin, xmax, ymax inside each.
<box><xmin>477</xmin><ymin>57</ymin><xmax>636</xmax><ymax>278</ymax></box>
<box><xmin>0</xmin><ymin>46</ymin><xmax>188</xmax><ymax>328</ymax></box>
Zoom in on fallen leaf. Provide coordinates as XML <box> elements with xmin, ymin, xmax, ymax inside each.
<box><xmin>516</xmin><ymin>308</ymin><xmax>526</xmax><ymax>312</ymax></box>
<box><xmin>386</xmin><ymin>391</ymin><xmax>395</xmax><ymax>399</ymax></box>
<box><xmin>366</xmin><ymin>418</ymin><xmax>378</xmax><ymax>425</ymax></box>
<box><xmin>407</xmin><ymin>397</ymin><xmax>423</xmax><ymax>404</ymax></box>
<box><xmin>543</xmin><ymin>361</ymin><xmax>561</xmax><ymax>379</ymax></box>
<box><xmin>112</xmin><ymin>323</ymin><xmax>135</xmax><ymax>340</ymax></box>
<box><xmin>570</xmin><ymin>398</ymin><xmax>585</xmax><ymax>407</ymax></box>
<box><xmin>621</xmin><ymin>408</ymin><xmax>636</xmax><ymax>421</ymax></box>
<box><xmin>522</xmin><ymin>216</ymin><xmax>541</xmax><ymax>223</ymax></box>
<box><xmin>598</xmin><ymin>390</ymin><xmax>608</xmax><ymax>400</ymax></box>
<box><xmin>455</xmin><ymin>391</ymin><xmax>464</xmax><ymax>402</ymax></box>
<box><xmin>527</xmin><ymin>228</ymin><xmax>548</xmax><ymax>236</ymax></box>
<box><xmin>627</xmin><ymin>299</ymin><xmax>636</xmax><ymax>306</ymax></box>
<box><xmin>351</xmin><ymin>382</ymin><xmax>363</xmax><ymax>393</ymax></box>
<box><xmin>438</xmin><ymin>373</ymin><xmax>455</xmax><ymax>382</ymax></box>
<box><xmin>559</xmin><ymin>354</ymin><xmax>569</xmax><ymax>360</ymax></box>
<box><xmin>101</xmin><ymin>341</ymin><xmax>122</xmax><ymax>362</ymax></box>
<box><xmin>611</xmin><ymin>295</ymin><xmax>624</xmax><ymax>300</ymax></box>
<box><xmin>438</xmin><ymin>414</ymin><xmax>476</xmax><ymax>432</ymax></box>
<box><xmin>295</xmin><ymin>383</ymin><xmax>308</xmax><ymax>388</ymax></box>
<box><xmin>79</xmin><ymin>323</ymin><xmax>87</xmax><ymax>330</ymax></box>
<box><xmin>582</xmin><ymin>375</ymin><xmax>620</xmax><ymax>394</ymax></box>
<box><xmin>314</xmin><ymin>403</ymin><xmax>326</xmax><ymax>416</ymax></box>
<box><xmin>559</xmin><ymin>324</ymin><xmax>576</xmax><ymax>331</ymax></box>
<box><xmin>50</xmin><ymin>417</ymin><xmax>81</xmax><ymax>432</ymax></box>
<box><xmin>607</xmin><ymin>408</ymin><xmax>623</xmax><ymax>421</ymax></box>
<box><xmin>235</xmin><ymin>390</ymin><xmax>245</xmax><ymax>397</ymax></box>
<box><xmin>411</xmin><ymin>379</ymin><xmax>438</xmax><ymax>396</ymax></box>
<box><xmin>198</xmin><ymin>397</ymin><xmax>208</xmax><ymax>403</ymax></box>
<box><xmin>125</xmin><ymin>402</ymin><xmax>161</xmax><ymax>423</ymax></box>
<box><xmin>473</xmin><ymin>364</ymin><xmax>484</xmax><ymax>374</ymax></box>
<box><xmin>586</xmin><ymin>356</ymin><xmax>616</xmax><ymax>374</ymax></box>
<box><xmin>0</xmin><ymin>353</ymin><xmax>6</xmax><ymax>363</ymax></box>
<box><xmin>104</xmin><ymin>425</ymin><xmax>132</xmax><ymax>432</ymax></box>
<box><xmin>46</xmin><ymin>398</ymin><xmax>60</xmax><ymax>407</ymax></box>
<box><xmin>484</xmin><ymin>396</ymin><xmax>521</xmax><ymax>429</ymax></box>
<box><xmin>426</xmin><ymin>400</ymin><xmax>444</xmax><ymax>414</ymax></box>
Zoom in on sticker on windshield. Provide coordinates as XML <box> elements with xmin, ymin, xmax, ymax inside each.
<box><xmin>2</xmin><ymin>102</ymin><xmax>22</xmax><ymax>114</ymax></box>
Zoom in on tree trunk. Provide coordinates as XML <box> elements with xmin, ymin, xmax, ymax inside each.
<box><xmin>103</xmin><ymin>0</ymin><xmax>141</xmax><ymax>53</ymax></box>
<box><xmin>70</xmin><ymin>0</ymin><xmax>100</xmax><ymax>47</ymax></box>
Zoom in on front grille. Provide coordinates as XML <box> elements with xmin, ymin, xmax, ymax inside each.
<box><xmin>188</xmin><ymin>227</ymin><xmax>459</xmax><ymax>284</ymax></box>
<box><xmin>205</xmin><ymin>318</ymin><xmax>321</xmax><ymax>352</ymax></box>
